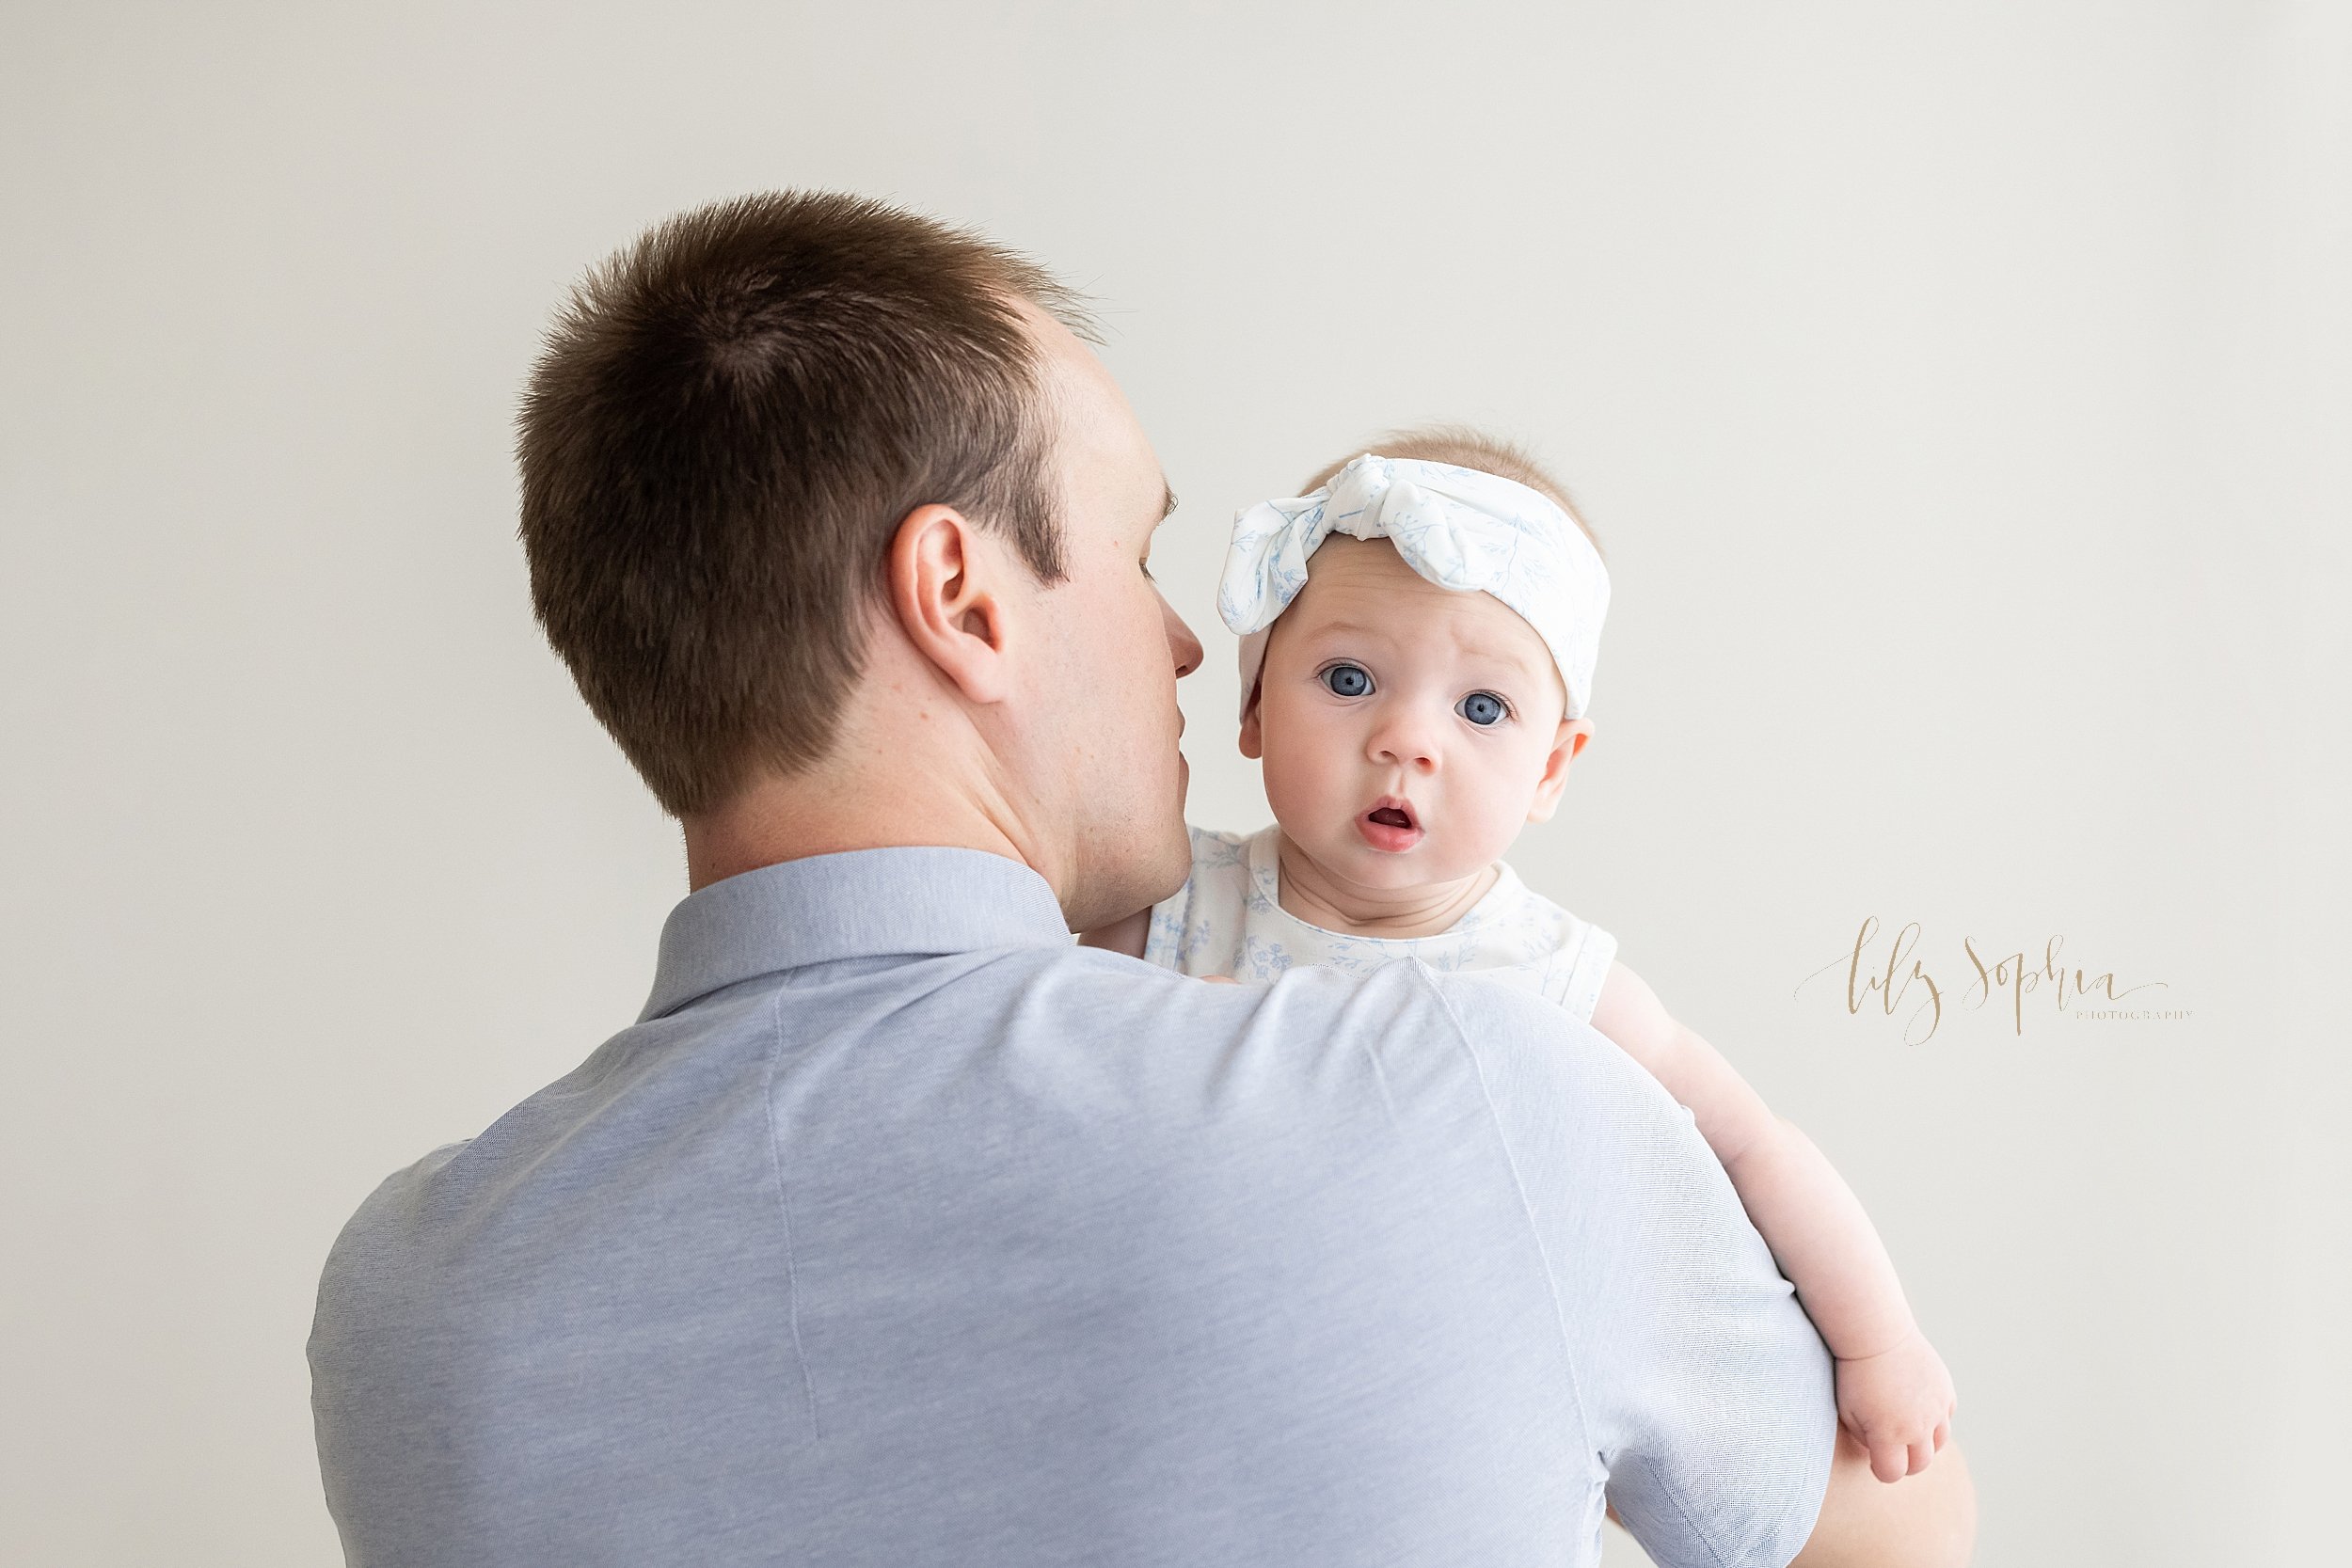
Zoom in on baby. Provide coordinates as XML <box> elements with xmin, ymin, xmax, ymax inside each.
<box><xmin>1085</xmin><ymin>428</ymin><xmax>1956</xmax><ymax>1483</ymax></box>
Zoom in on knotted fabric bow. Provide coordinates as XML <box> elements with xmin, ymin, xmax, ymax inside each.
<box><xmin>1220</xmin><ymin>453</ymin><xmax>1610</xmax><ymax>721</ymax></box>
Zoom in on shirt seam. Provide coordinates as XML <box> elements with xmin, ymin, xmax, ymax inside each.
<box><xmin>763</xmin><ymin>985</ymin><xmax>822</xmax><ymax>1439</ymax></box>
<box><xmin>1626</xmin><ymin>1452</ymin><xmax>1741</xmax><ymax>1568</ymax></box>
<box><xmin>1410</xmin><ymin>962</ymin><xmax>1603</xmax><ymax>1494</ymax></box>
<box><xmin>1432</xmin><ymin>958</ymin><xmax>1811</xmax><ymax>1568</ymax></box>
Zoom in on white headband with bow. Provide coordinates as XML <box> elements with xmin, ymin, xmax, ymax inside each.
<box><xmin>1219</xmin><ymin>453</ymin><xmax>1610</xmax><ymax>722</ymax></box>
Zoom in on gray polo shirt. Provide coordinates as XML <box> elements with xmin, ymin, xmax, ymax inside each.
<box><xmin>310</xmin><ymin>847</ymin><xmax>1833</xmax><ymax>1566</ymax></box>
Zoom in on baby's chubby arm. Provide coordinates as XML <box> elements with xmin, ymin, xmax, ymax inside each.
<box><xmin>1589</xmin><ymin>961</ymin><xmax>1956</xmax><ymax>1483</ymax></box>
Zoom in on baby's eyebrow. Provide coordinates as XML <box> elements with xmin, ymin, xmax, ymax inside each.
<box><xmin>1159</xmin><ymin>482</ymin><xmax>1178</xmax><ymax>522</ymax></box>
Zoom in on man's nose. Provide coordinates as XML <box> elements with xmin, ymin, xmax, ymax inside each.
<box><xmin>1163</xmin><ymin>593</ymin><xmax>1203</xmax><ymax>679</ymax></box>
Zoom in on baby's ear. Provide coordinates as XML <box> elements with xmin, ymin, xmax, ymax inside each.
<box><xmin>1525</xmin><ymin>716</ymin><xmax>1595</xmax><ymax>823</ymax></box>
<box><xmin>1237</xmin><ymin>679</ymin><xmax>1265</xmax><ymax>759</ymax></box>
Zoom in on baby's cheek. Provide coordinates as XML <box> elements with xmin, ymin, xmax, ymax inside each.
<box><xmin>1260</xmin><ymin>732</ymin><xmax>1337</xmax><ymax>823</ymax></box>
<box><xmin>1457</xmin><ymin>760</ymin><xmax>1538</xmax><ymax>858</ymax></box>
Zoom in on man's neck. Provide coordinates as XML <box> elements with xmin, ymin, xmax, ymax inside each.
<box><xmin>683</xmin><ymin>731</ymin><xmax>1050</xmax><ymax>895</ymax></box>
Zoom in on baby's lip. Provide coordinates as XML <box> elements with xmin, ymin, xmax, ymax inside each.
<box><xmin>1364</xmin><ymin>796</ymin><xmax>1419</xmax><ymax>831</ymax></box>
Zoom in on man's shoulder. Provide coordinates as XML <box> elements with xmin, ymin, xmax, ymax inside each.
<box><xmin>1055</xmin><ymin>937</ymin><xmax>1471</xmax><ymax>1032</ymax></box>
<box><xmin>1026</xmin><ymin>948</ymin><xmax>1696</xmax><ymax>1187</ymax></box>
<box><xmin>990</xmin><ymin>946</ymin><xmax>1530</xmax><ymax>1153</ymax></box>
<box><xmin>1026</xmin><ymin>940</ymin><xmax>1461</xmax><ymax>1065</ymax></box>
<box><xmin>1416</xmin><ymin>965</ymin><xmax>1694</xmax><ymax>1132</ymax></box>
<box><xmin>1421</xmin><ymin>965</ymin><xmax>1835</xmax><ymax>1565</ymax></box>
<box><xmin>1046</xmin><ymin>941</ymin><xmax>1644</xmax><ymax>1074</ymax></box>
<box><xmin>314</xmin><ymin>1138</ymin><xmax>464</xmax><ymax>1287</ymax></box>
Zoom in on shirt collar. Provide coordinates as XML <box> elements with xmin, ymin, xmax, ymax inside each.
<box><xmin>638</xmin><ymin>847</ymin><xmax>1073</xmax><ymax>1022</ymax></box>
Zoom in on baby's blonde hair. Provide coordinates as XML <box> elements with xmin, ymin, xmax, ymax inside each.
<box><xmin>1301</xmin><ymin>424</ymin><xmax>1604</xmax><ymax>562</ymax></box>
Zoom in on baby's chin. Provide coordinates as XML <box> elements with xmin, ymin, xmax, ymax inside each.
<box><xmin>1304</xmin><ymin>824</ymin><xmax>1490</xmax><ymax>892</ymax></box>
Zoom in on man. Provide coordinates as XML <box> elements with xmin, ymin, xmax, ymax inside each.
<box><xmin>309</xmin><ymin>191</ymin><xmax>1975</xmax><ymax>1566</ymax></box>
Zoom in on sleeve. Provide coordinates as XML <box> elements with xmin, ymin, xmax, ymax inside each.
<box><xmin>1429</xmin><ymin>971</ymin><xmax>1836</xmax><ymax>1568</ymax></box>
<box><xmin>1550</xmin><ymin>918</ymin><xmax>1620</xmax><ymax>1022</ymax></box>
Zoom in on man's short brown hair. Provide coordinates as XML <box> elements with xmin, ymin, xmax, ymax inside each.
<box><xmin>1302</xmin><ymin>425</ymin><xmax>1604</xmax><ymax>560</ymax></box>
<box><xmin>517</xmin><ymin>191</ymin><xmax>1092</xmax><ymax>817</ymax></box>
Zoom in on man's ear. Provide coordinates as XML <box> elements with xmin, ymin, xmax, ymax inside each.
<box><xmin>1525</xmin><ymin>716</ymin><xmax>1595</xmax><ymax>823</ymax></box>
<box><xmin>1237</xmin><ymin>679</ymin><xmax>1265</xmax><ymax>759</ymax></box>
<box><xmin>884</xmin><ymin>504</ymin><xmax>1012</xmax><ymax>705</ymax></box>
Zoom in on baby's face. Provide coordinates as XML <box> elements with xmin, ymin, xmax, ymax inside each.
<box><xmin>1243</xmin><ymin>536</ymin><xmax>1588</xmax><ymax>894</ymax></box>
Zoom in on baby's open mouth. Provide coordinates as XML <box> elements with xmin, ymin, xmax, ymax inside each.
<box><xmin>1358</xmin><ymin>798</ymin><xmax>1423</xmax><ymax>851</ymax></box>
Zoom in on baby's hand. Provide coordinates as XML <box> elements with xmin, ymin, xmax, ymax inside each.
<box><xmin>1835</xmin><ymin>1329</ymin><xmax>1956</xmax><ymax>1483</ymax></box>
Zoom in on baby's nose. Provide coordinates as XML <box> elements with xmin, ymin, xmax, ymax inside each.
<box><xmin>1369</xmin><ymin>715</ymin><xmax>1442</xmax><ymax>771</ymax></box>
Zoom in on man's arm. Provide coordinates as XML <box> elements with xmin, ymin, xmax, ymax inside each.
<box><xmin>1790</xmin><ymin>1427</ymin><xmax>1976</xmax><ymax>1567</ymax></box>
<box><xmin>1593</xmin><ymin>962</ymin><xmax>1956</xmax><ymax>1483</ymax></box>
<box><xmin>1611</xmin><ymin>1434</ymin><xmax>1976</xmax><ymax>1568</ymax></box>
<box><xmin>1591</xmin><ymin>964</ymin><xmax>1915</xmax><ymax>1361</ymax></box>
<box><xmin>1431</xmin><ymin>972</ymin><xmax>1974</xmax><ymax>1567</ymax></box>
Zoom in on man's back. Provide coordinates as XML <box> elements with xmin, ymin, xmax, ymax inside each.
<box><xmin>310</xmin><ymin>848</ymin><xmax>1833</xmax><ymax>1566</ymax></box>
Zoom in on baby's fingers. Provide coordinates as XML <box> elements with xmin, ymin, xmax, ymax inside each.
<box><xmin>1906</xmin><ymin>1438</ymin><xmax>1935</xmax><ymax>1477</ymax></box>
<box><xmin>1866</xmin><ymin>1432</ymin><xmax>1911</xmax><ymax>1484</ymax></box>
<box><xmin>1932</xmin><ymin>1417</ymin><xmax>1950</xmax><ymax>1453</ymax></box>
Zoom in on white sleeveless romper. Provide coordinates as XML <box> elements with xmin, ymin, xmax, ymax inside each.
<box><xmin>1142</xmin><ymin>824</ymin><xmax>1618</xmax><ymax>1022</ymax></box>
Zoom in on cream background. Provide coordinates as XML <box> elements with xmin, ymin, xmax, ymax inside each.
<box><xmin>3</xmin><ymin>4</ymin><xmax>2345</xmax><ymax>1564</ymax></box>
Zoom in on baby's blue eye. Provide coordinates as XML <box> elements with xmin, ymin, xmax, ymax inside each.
<box><xmin>1458</xmin><ymin>691</ymin><xmax>1507</xmax><ymax>726</ymax></box>
<box><xmin>1321</xmin><ymin>664</ymin><xmax>1373</xmax><ymax>698</ymax></box>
